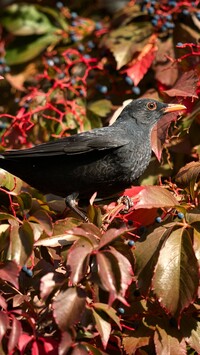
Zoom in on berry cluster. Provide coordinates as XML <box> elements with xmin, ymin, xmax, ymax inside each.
<box><xmin>0</xmin><ymin>57</ymin><xmax>10</xmax><ymax>75</ymax></box>
<box><xmin>141</xmin><ymin>0</ymin><xmax>200</xmax><ymax>33</ymax></box>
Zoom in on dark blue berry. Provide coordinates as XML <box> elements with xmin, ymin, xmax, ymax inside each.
<box><xmin>132</xmin><ymin>86</ymin><xmax>141</xmax><ymax>95</ymax></box>
<box><xmin>57</xmin><ymin>72</ymin><xmax>65</xmax><ymax>79</ymax></box>
<box><xmin>83</xmin><ymin>54</ymin><xmax>91</xmax><ymax>59</ymax></box>
<box><xmin>161</xmin><ymin>24</ymin><xmax>167</xmax><ymax>32</ymax></box>
<box><xmin>151</xmin><ymin>18</ymin><xmax>158</xmax><ymax>26</ymax></box>
<box><xmin>196</xmin><ymin>12</ymin><xmax>200</xmax><ymax>19</ymax></box>
<box><xmin>53</xmin><ymin>56</ymin><xmax>60</xmax><ymax>64</ymax></box>
<box><xmin>176</xmin><ymin>42</ymin><xmax>183</xmax><ymax>47</ymax></box>
<box><xmin>22</xmin><ymin>266</ymin><xmax>33</xmax><ymax>277</ymax></box>
<box><xmin>128</xmin><ymin>240</ymin><xmax>135</xmax><ymax>247</ymax></box>
<box><xmin>177</xmin><ymin>212</ymin><xmax>184</xmax><ymax>219</ymax></box>
<box><xmin>77</xmin><ymin>44</ymin><xmax>85</xmax><ymax>52</ymax></box>
<box><xmin>71</xmin><ymin>34</ymin><xmax>79</xmax><ymax>43</ymax></box>
<box><xmin>71</xmin><ymin>21</ymin><xmax>78</xmax><ymax>27</ymax></box>
<box><xmin>166</xmin><ymin>14</ymin><xmax>172</xmax><ymax>20</ymax></box>
<box><xmin>156</xmin><ymin>216</ymin><xmax>162</xmax><ymax>223</ymax></box>
<box><xmin>56</xmin><ymin>1</ymin><xmax>63</xmax><ymax>9</ymax></box>
<box><xmin>148</xmin><ymin>6</ymin><xmax>155</xmax><ymax>15</ymax></box>
<box><xmin>125</xmin><ymin>76</ymin><xmax>133</xmax><ymax>85</ymax></box>
<box><xmin>87</xmin><ymin>41</ymin><xmax>95</xmax><ymax>49</ymax></box>
<box><xmin>47</xmin><ymin>59</ymin><xmax>54</xmax><ymax>67</ymax></box>
<box><xmin>139</xmin><ymin>226</ymin><xmax>146</xmax><ymax>233</ymax></box>
<box><xmin>71</xmin><ymin>11</ymin><xmax>78</xmax><ymax>19</ymax></box>
<box><xmin>169</xmin><ymin>1</ymin><xmax>177</xmax><ymax>6</ymax></box>
<box><xmin>165</xmin><ymin>22</ymin><xmax>175</xmax><ymax>29</ymax></box>
<box><xmin>0</xmin><ymin>58</ymin><xmax>5</xmax><ymax>65</ymax></box>
<box><xmin>4</xmin><ymin>65</ymin><xmax>10</xmax><ymax>73</ymax></box>
<box><xmin>79</xmin><ymin>89</ymin><xmax>85</xmax><ymax>96</ymax></box>
<box><xmin>95</xmin><ymin>22</ymin><xmax>102</xmax><ymax>30</ymax></box>
<box><xmin>118</xmin><ymin>307</ymin><xmax>125</xmax><ymax>314</ymax></box>
<box><xmin>96</xmin><ymin>84</ymin><xmax>108</xmax><ymax>94</ymax></box>
<box><xmin>182</xmin><ymin>9</ymin><xmax>189</xmax><ymax>16</ymax></box>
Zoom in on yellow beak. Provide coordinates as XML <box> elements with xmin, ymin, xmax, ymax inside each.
<box><xmin>163</xmin><ymin>103</ymin><xmax>187</xmax><ymax>113</ymax></box>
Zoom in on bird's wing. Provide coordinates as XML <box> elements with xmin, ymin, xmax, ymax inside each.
<box><xmin>2</xmin><ymin>130</ymin><xmax>130</xmax><ymax>158</ymax></box>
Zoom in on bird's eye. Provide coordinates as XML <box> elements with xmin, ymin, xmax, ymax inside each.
<box><xmin>147</xmin><ymin>102</ymin><xmax>157</xmax><ymax>110</ymax></box>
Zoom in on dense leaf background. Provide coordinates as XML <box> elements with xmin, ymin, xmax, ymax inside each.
<box><xmin>0</xmin><ymin>0</ymin><xmax>199</xmax><ymax>354</ymax></box>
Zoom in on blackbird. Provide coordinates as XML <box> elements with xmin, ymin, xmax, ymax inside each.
<box><xmin>0</xmin><ymin>98</ymin><xmax>186</xmax><ymax>220</ymax></box>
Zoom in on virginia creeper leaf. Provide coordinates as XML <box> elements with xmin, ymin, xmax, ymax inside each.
<box><xmin>53</xmin><ymin>287</ymin><xmax>86</xmax><ymax>331</ymax></box>
<box><xmin>67</xmin><ymin>237</ymin><xmax>94</xmax><ymax>284</ymax></box>
<box><xmin>152</xmin><ymin>227</ymin><xmax>199</xmax><ymax>317</ymax></box>
<box><xmin>0</xmin><ymin>260</ymin><xmax>19</xmax><ymax>289</ymax></box>
<box><xmin>92</xmin><ymin>309</ymin><xmax>111</xmax><ymax>349</ymax></box>
<box><xmin>0</xmin><ymin>311</ymin><xmax>9</xmax><ymax>343</ymax></box>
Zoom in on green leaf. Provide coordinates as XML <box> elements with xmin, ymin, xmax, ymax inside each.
<box><xmin>152</xmin><ymin>227</ymin><xmax>199</xmax><ymax>317</ymax></box>
<box><xmin>6</xmin><ymin>33</ymin><xmax>59</xmax><ymax>65</ymax></box>
<box><xmin>1</xmin><ymin>4</ymin><xmax>56</xmax><ymax>35</ymax></box>
<box><xmin>102</xmin><ymin>23</ymin><xmax>153</xmax><ymax>69</ymax></box>
<box><xmin>0</xmin><ymin>169</ymin><xmax>22</xmax><ymax>195</ymax></box>
<box><xmin>88</xmin><ymin>100</ymin><xmax>112</xmax><ymax>118</ymax></box>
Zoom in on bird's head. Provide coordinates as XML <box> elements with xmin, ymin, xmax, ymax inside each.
<box><xmin>118</xmin><ymin>98</ymin><xmax>186</xmax><ymax>129</ymax></box>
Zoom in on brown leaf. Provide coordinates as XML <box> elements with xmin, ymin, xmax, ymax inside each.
<box><xmin>8</xmin><ymin>316</ymin><xmax>22</xmax><ymax>354</ymax></box>
<box><xmin>92</xmin><ymin>309</ymin><xmax>111</xmax><ymax>349</ymax></box>
<box><xmin>152</xmin><ymin>227</ymin><xmax>199</xmax><ymax>317</ymax></box>
<box><xmin>53</xmin><ymin>287</ymin><xmax>86</xmax><ymax>331</ymax></box>
<box><xmin>99</xmin><ymin>227</ymin><xmax>126</xmax><ymax>249</ymax></box>
<box><xmin>176</xmin><ymin>161</ymin><xmax>200</xmax><ymax>187</ymax></box>
<box><xmin>102</xmin><ymin>23</ymin><xmax>153</xmax><ymax>69</ymax></box>
<box><xmin>6</xmin><ymin>63</ymin><xmax>37</xmax><ymax>91</ymax></box>
<box><xmin>67</xmin><ymin>237</ymin><xmax>94</xmax><ymax>284</ymax></box>
<box><xmin>134</xmin><ymin>225</ymin><xmax>171</xmax><ymax>295</ymax></box>
<box><xmin>164</xmin><ymin>70</ymin><xmax>198</xmax><ymax>99</ymax></box>
<box><xmin>133</xmin><ymin>186</ymin><xmax>178</xmax><ymax>209</ymax></box>
<box><xmin>154</xmin><ymin>324</ymin><xmax>187</xmax><ymax>355</ymax></box>
<box><xmin>96</xmin><ymin>251</ymin><xmax>120</xmax><ymax>305</ymax></box>
<box><xmin>122</xmin><ymin>323</ymin><xmax>153</xmax><ymax>354</ymax></box>
<box><xmin>0</xmin><ymin>260</ymin><xmax>19</xmax><ymax>289</ymax></box>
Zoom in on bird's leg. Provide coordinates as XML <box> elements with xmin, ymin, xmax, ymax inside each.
<box><xmin>65</xmin><ymin>193</ymin><xmax>89</xmax><ymax>222</ymax></box>
<box><xmin>117</xmin><ymin>195</ymin><xmax>134</xmax><ymax>214</ymax></box>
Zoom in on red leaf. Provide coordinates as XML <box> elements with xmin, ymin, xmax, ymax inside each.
<box><xmin>0</xmin><ymin>261</ymin><xmax>19</xmax><ymax>289</ymax></box>
<box><xmin>8</xmin><ymin>315</ymin><xmax>22</xmax><ymax>353</ymax></box>
<box><xmin>18</xmin><ymin>333</ymin><xmax>34</xmax><ymax>353</ymax></box>
<box><xmin>0</xmin><ymin>311</ymin><xmax>9</xmax><ymax>342</ymax></box>
<box><xmin>164</xmin><ymin>70</ymin><xmax>199</xmax><ymax>99</ymax></box>
<box><xmin>98</xmin><ymin>227</ymin><xmax>127</xmax><ymax>249</ymax></box>
<box><xmin>40</xmin><ymin>272</ymin><xmax>65</xmax><ymax>300</ymax></box>
<box><xmin>59</xmin><ymin>332</ymin><xmax>73</xmax><ymax>355</ymax></box>
<box><xmin>96</xmin><ymin>251</ymin><xmax>120</xmax><ymax>305</ymax></box>
<box><xmin>109</xmin><ymin>246</ymin><xmax>133</xmax><ymax>299</ymax></box>
<box><xmin>122</xmin><ymin>35</ymin><xmax>157</xmax><ymax>86</ymax></box>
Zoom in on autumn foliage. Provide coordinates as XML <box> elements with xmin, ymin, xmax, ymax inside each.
<box><xmin>0</xmin><ymin>0</ymin><xmax>199</xmax><ymax>354</ymax></box>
